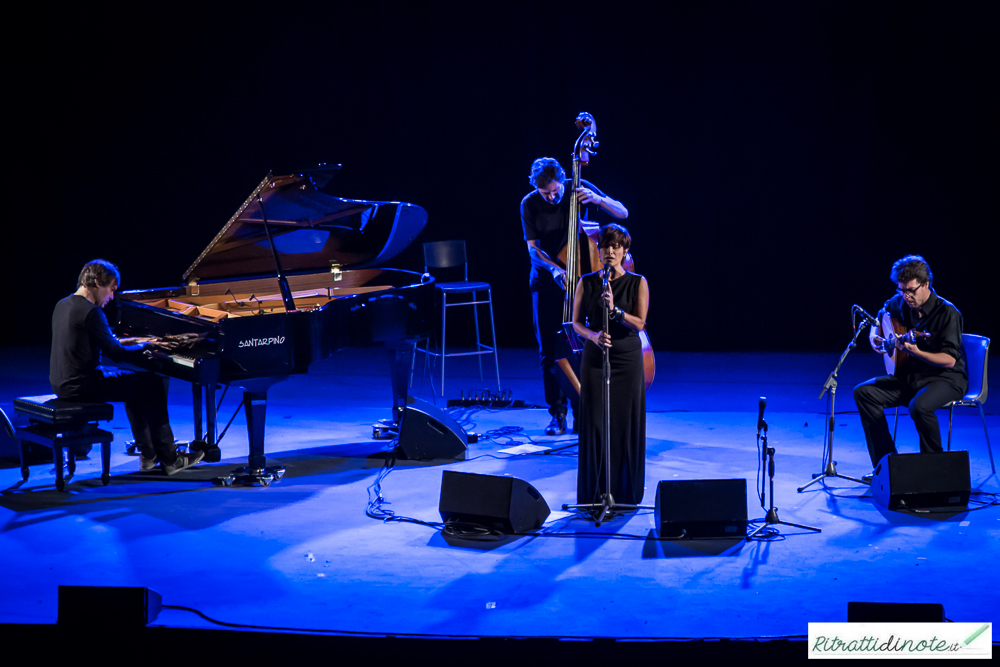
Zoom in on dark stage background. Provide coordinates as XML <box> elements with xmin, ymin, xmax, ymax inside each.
<box><xmin>7</xmin><ymin>2</ymin><xmax>996</xmax><ymax>353</ymax></box>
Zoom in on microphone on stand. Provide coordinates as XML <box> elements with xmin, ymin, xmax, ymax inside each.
<box><xmin>601</xmin><ymin>263</ymin><xmax>612</xmax><ymax>312</ymax></box>
<box><xmin>852</xmin><ymin>305</ymin><xmax>878</xmax><ymax>328</ymax></box>
<box><xmin>757</xmin><ymin>396</ymin><xmax>767</xmax><ymax>435</ymax></box>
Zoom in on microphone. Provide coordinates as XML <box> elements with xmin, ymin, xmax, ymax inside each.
<box><xmin>757</xmin><ymin>397</ymin><xmax>767</xmax><ymax>434</ymax></box>
<box><xmin>852</xmin><ymin>305</ymin><xmax>878</xmax><ymax>327</ymax></box>
<box><xmin>601</xmin><ymin>262</ymin><xmax>611</xmax><ymax>289</ymax></box>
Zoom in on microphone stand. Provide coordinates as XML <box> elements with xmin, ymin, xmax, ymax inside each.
<box><xmin>748</xmin><ymin>412</ymin><xmax>820</xmax><ymax>539</ymax></box>
<box><xmin>563</xmin><ymin>265</ymin><xmax>651</xmax><ymax>526</ymax></box>
<box><xmin>797</xmin><ymin>306</ymin><xmax>874</xmax><ymax>492</ymax></box>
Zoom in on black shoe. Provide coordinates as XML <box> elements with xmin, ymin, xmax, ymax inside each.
<box><xmin>545</xmin><ymin>414</ymin><xmax>567</xmax><ymax>436</ymax></box>
<box><xmin>163</xmin><ymin>450</ymin><xmax>205</xmax><ymax>476</ymax></box>
<box><xmin>189</xmin><ymin>440</ymin><xmax>222</xmax><ymax>463</ymax></box>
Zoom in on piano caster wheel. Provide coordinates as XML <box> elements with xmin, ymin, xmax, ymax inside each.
<box><xmin>124</xmin><ymin>441</ymin><xmax>138</xmax><ymax>456</ymax></box>
<box><xmin>214</xmin><ymin>474</ymin><xmax>235</xmax><ymax>487</ymax></box>
<box><xmin>215</xmin><ymin>466</ymin><xmax>285</xmax><ymax>487</ymax></box>
<box><xmin>373</xmin><ymin>420</ymin><xmax>399</xmax><ymax>440</ymax></box>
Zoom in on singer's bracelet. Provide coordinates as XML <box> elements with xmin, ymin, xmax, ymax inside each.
<box><xmin>611</xmin><ymin>307</ymin><xmax>624</xmax><ymax>323</ymax></box>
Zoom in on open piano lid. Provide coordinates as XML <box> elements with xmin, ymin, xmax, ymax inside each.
<box><xmin>183</xmin><ymin>165</ymin><xmax>428</xmax><ymax>283</ymax></box>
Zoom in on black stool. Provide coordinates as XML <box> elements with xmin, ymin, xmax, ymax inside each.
<box><xmin>14</xmin><ymin>395</ymin><xmax>114</xmax><ymax>491</ymax></box>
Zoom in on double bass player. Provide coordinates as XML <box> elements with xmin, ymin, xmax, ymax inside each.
<box><xmin>520</xmin><ymin>156</ymin><xmax>628</xmax><ymax>435</ymax></box>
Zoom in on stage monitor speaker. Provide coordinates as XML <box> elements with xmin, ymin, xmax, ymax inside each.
<box><xmin>848</xmin><ymin>601</ymin><xmax>945</xmax><ymax>622</ymax></box>
<box><xmin>870</xmin><ymin>451</ymin><xmax>970</xmax><ymax>510</ymax></box>
<box><xmin>397</xmin><ymin>396</ymin><xmax>467</xmax><ymax>460</ymax></box>
<box><xmin>439</xmin><ymin>470</ymin><xmax>550</xmax><ymax>534</ymax></box>
<box><xmin>58</xmin><ymin>585</ymin><xmax>162</xmax><ymax>626</ymax></box>
<box><xmin>655</xmin><ymin>478</ymin><xmax>747</xmax><ymax>539</ymax></box>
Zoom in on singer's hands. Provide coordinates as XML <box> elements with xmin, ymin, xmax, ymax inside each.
<box><xmin>602</xmin><ymin>284</ymin><xmax>614</xmax><ymax>312</ymax></box>
<box><xmin>591</xmin><ymin>330</ymin><xmax>612</xmax><ymax>349</ymax></box>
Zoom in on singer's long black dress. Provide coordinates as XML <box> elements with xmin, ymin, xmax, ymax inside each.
<box><xmin>576</xmin><ymin>271</ymin><xmax>646</xmax><ymax>505</ymax></box>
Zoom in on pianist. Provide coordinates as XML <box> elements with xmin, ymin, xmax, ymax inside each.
<box><xmin>49</xmin><ymin>259</ymin><xmax>204</xmax><ymax>475</ymax></box>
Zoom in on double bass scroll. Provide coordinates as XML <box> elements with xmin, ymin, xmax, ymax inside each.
<box><xmin>553</xmin><ymin>112</ymin><xmax>655</xmax><ymax>395</ymax></box>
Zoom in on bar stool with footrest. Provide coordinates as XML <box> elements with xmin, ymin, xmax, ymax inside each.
<box><xmin>411</xmin><ymin>240</ymin><xmax>500</xmax><ymax>397</ymax></box>
<box><xmin>14</xmin><ymin>395</ymin><xmax>114</xmax><ymax>491</ymax></box>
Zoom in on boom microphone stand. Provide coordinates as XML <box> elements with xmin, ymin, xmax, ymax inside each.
<box><xmin>563</xmin><ymin>265</ymin><xmax>652</xmax><ymax>526</ymax></box>
<box><xmin>797</xmin><ymin>306</ymin><xmax>874</xmax><ymax>492</ymax></box>
<box><xmin>748</xmin><ymin>397</ymin><xmax>820</xmax><ymax>539</ymax></box>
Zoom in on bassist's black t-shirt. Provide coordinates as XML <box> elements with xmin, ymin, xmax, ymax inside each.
<box><xmin>520</xmin><ymin>178</ymin><xmax>605</xmax><ymax>291</ymax></box>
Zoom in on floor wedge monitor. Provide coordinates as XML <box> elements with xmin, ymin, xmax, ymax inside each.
<box><xmin>58</xmin><ymin>585</ymin><xmax>162</xmax><ymax>626</ymax></box>
<box><xmin>397</xmin><ymin>396</ymin><xmax>467</xmax><ymax>460</ymax></box>
<box><xmin>439</xmin><ymin>470</ymin><xmax>550</xmax><ymax>534</ymax></box>
<box><xmin>655</xmin><ymin>478</ymin><xmax>748</xmax><ymax>539</ymax></box>
<box><xmin>870</xmin><ymin>451</ymin><xmax>970</xmax><ymax>510</ymax></box>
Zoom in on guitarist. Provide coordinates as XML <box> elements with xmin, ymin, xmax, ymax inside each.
<box><xmin>853</xmin><ymin>255</ymin><xmax>967</xmax><ymax>468</ymax></box>
<box><xmin>521</xmin><ymin>157</ymin><xmax>628</xmax><ymax>435</ymax></box>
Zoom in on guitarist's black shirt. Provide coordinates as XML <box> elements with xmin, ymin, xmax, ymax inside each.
<box><xmin>880</xmin><ymin>289</ymin><xmax>968</xmax><ymax>392</ymax></box>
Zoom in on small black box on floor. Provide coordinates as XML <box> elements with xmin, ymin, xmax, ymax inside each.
<box><xmin>58</xmin><ymin>585</ymin><xmax>162</xmax><ymax>626</ymax></box>
<box><xmin>848</xmin><ymin>601</ymin><xmax>945</xmax><ymax>622</ymax></box>
<box><xmin>655</xmin><ymin>479</ymin><xmax>747</xmax><ymax>539</ymax></box>
<box><xmin>397</xmin><ymin>397</ymin><xmax>467</xmax><ymax>460</ymax></box>
<box><xmin>870</xmin><ymin>451</ymin><xmax>970</xmax><ymax>511</ymax></box>
<box><xmin>439</xmin><ymin>471</ymin><xmax>550</xmax><ymax>534</ymax></box>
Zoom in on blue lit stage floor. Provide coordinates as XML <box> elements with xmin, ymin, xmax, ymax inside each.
<box><xmin>1</xmin><ymin>347</ymin><xmax>997</xmax><ymax>641</ymax></box>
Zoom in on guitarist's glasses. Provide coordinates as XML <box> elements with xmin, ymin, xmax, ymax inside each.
<box><xmin>896</xmin><ymin>283</ymin><xmax>926</xmax><ymax>296</ymax></box>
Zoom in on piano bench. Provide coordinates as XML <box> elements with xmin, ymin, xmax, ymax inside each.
<box><xmin>13</xmin><ymin>395</ymin><xmax>114</xmax><ymax>492</ymax></box>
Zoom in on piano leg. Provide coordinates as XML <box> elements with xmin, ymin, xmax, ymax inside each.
<box><xmin>244</xmin><ymin>391</ymin><xmax>267</xmax><ymax>470</ymax></box>
<box><xmin>189</xmin><ymin>384</ymin><xmax>221</xmax><ymax>462</ymax></box>
<box><xmin>192</xmin><ymin>384</ymin><xmax>203</xmax><ymax>442</ymax></box>
<box><xmin>214</xmin><ymin>382</ymin><xmax>286</xmax><ymax>488</ymax></box>
<box><xmin>206</xmin><ymin>384</ymin><xmax>217</xmax><ymax>446</ymax></box>
<box><xmin>391</xmin><ymin>342</ymin><xmax>414</xmax><ymax>423</ymax></box>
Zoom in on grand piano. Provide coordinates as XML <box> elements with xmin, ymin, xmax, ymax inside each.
<box><xmin>113</xmin><ymin>165</ymin><xmax>433</xmax><ymax>485</ymax></box>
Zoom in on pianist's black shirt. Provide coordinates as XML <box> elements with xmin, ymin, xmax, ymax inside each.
<box><xmin>50</xmin><ymin>295</ymin><xmax>141</xmax><ymax>399</ymax></box>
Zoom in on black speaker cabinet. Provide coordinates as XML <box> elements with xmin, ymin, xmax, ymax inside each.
<box><xmin>848</xmin><ymin>601</ymin><xmax>945</xmax><ymax>622</ymax></box>
<box><xmin>439</xmin><ymin>471</ymin><xmax>550</xmax><ymax>534</ymax></box>
<box><xmin>397</xmin><ymin>396</ymin><xmax>467</xmax><ymax>460</ymax></box>
<box><xmin>654</xmin><ymin>479</ymin><xmax>748</xmax><ymax>539</ymax></box>
<box><xmin>870</xmin><ymin>451</ymin><xmax>970</xmax><ymax>510</ymax></box>
<box><xmin>58</xmin><ymin>585</ymin><xmax>162</xmax><ymax>626</ymax></box>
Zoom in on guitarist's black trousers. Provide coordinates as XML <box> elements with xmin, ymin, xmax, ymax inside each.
<box><xmin>854</xmin><ymin>375</ymin><xmax>965</xmax><ymax>467</ymax></box>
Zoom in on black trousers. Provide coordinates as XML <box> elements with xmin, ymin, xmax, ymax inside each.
<box><xmin>532</xmin><ymin>281</ymin><xmax>576</xmax><ymax>418</ymax></box>
<box><xmin>78</xmin><ymin>368</ymin><xmax>177</xmax><ymax>464</ymax></box>
<box><xmin>853</xmin><ymin>375</ymin><xmax>965</xmax><ymax>467</ymax></box>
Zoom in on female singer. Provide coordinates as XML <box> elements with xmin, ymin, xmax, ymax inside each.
<box><xmin>572</xmin><ymin>223</ymin><xmax>649</xmax><ymax>505</ymax></box>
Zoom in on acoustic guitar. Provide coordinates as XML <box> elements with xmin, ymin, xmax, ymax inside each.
<box><xmin>875</xmin><ymin>311</ymin><xmax>931</xmax><ymax>376</ymax></box>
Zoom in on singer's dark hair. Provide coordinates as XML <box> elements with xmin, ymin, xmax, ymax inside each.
<box><xmin>528</xmin><ymin>157</ymin><xmax>566</xmax><ymax>188</ymax></box>
<box><xmin>598</xmin><ymin>223</ymin><xmax>631</xmax><ymax>251</ymax></box>
<box><xmin>890</xmin><ymin>255</ymin><xmax>932</xmax><ymax>287</ymax></box>
<box><xmin>77</xmin><ymin>259</ymin><xmax>121</xmax><ymax>289</ymax></box>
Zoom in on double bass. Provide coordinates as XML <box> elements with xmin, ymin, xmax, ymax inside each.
<box><xmin>554</xmin><ymin>112</ymin><xmax>655</xmax><ymax>397</ymax></box>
